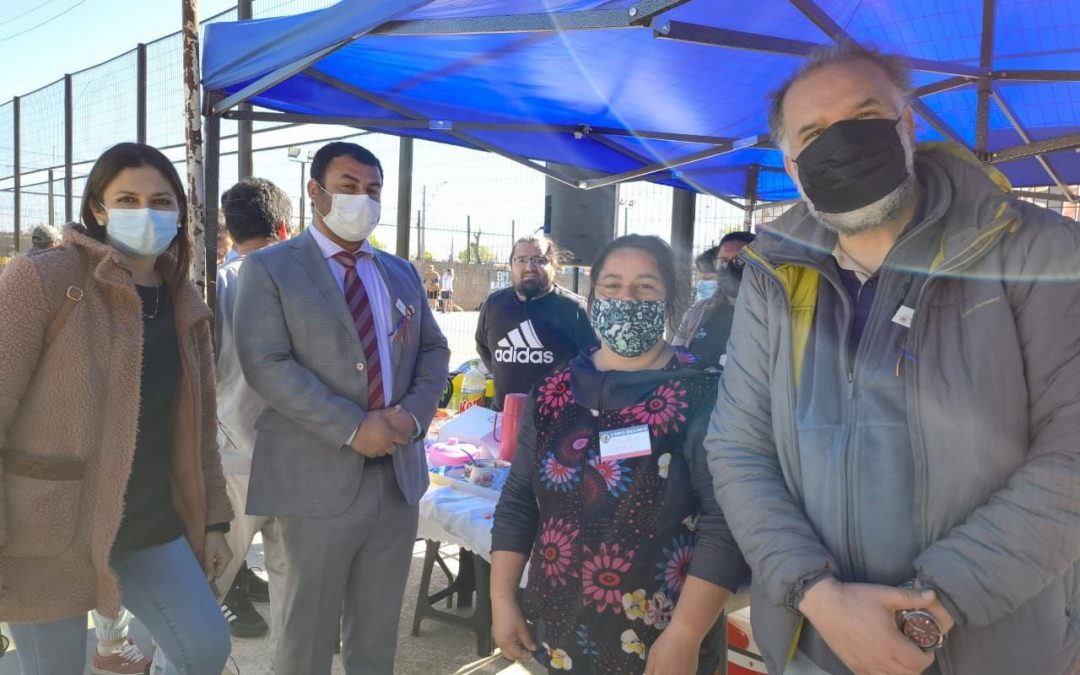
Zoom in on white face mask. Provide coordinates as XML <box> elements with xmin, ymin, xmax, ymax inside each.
<box><xmin>316</xmin><ymin>186</ymin><xmax>380</xmax><ymax>242</ymax></box>
<box><xmin>103</xmin><ymin>207</ymin><xmax>179</xmax><ymax>258</ymax></box>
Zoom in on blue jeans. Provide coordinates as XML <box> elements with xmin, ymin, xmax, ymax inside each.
<box><xmin>10</xmin><ymin>537</ymin><xmax>230</xmax><ymax>675</ymax></box>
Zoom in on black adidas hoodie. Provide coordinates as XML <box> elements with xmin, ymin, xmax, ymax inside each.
<box><xmin>475</xmin><ymin>284</ymin><xmax>597</xmax><ymax>409</ymax></box>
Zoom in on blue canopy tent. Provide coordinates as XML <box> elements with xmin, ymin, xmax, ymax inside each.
<box><xmin>201</xmin><ymin>0</ymin><xmax>1080</xmax><ymax>255</ymax></box>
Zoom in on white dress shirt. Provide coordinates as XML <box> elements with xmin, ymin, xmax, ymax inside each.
<box><xmin>309</xmin><ymin>225</ymin><xmax>395</xmax><ymax>403</ymax></box>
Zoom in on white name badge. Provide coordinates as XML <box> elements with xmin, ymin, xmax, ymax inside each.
<box><xmin>892</xmin><ymin>305</ymin><xmax>915</xmax><ymax>328</ymax></box>
<box><xmin>598</xmin><ymin>424</ymin><xmax>652</xmax><ymax>461</ymax></box>
<box><xmin>396</xmin><ymin>298</ymin><xmax>408</xmax><ymax>315</ymax></box>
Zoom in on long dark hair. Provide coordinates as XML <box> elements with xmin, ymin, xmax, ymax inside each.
<box><xmin>588</xmin><ymin>234</ymin><xmax>689</xmax><ymax>334</ymax></box>
<box><xmin>81</xmin><ymin>142</ymin><xmax>191</xmax><ymax>287</ymax></box>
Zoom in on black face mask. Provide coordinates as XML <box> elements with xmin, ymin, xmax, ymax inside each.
<box><xmin>794</xmin><ymin>117</ymin><xmax>909</xmax><ymax>214</ymax></box>
<box><xmin>717</xmin><ymin>260</ymin><xmax>744</xmax><ymax>300</ymax></box>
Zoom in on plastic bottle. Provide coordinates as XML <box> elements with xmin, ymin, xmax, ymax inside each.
<box><xmin>459</xmin><ymin>365</ymin><xmax>487</xmax><ymax>412</ymax></box>
<box><xmin>449</xmin><ymin>372</ymin><xmax>464</xmax><ymax>410</ymax></box>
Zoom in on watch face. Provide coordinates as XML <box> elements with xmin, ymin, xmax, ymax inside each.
<box><xmin>902</xmin><ymin>611</ymin><xmax>942</xmax><ymax>649</ymax></box>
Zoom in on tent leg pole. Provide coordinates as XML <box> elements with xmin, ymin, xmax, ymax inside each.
<box><xmin>671</xmin><ymin>187</ymin><xmax>696</xmax><ymax>297</ymax></box>
<box><xmin>743</xmin><ymin>164</ymin><xmax>760</xmax><ymax>231</ymax></box>
<box><xmin>397</xmin><ymin>137</ymin><xmax>414</xmax><ymax>259</ymax></box>
<box><xmin>204</xmin><ymin>106</ymin><xmax>221</xmax><ymax>312</ymax></box>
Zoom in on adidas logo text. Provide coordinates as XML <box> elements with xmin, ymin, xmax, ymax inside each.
<box><xmin>495</xmin><ymin>320</ymin><xmax>555</xmax><ymax>365</ymax></box>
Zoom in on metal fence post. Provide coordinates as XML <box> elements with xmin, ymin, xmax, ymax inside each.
<box><xmin>48</xmin><ymin>169</ymin><xmax>55</xmax><ymax>225</ymax></box>
<box><xmin>13</xmin><ymin>96</ymin><xmax>20</xmax><ymax>252</ymax></box>
<box><xmin>137</xmin><ymin>43</ymin><xmax>148</xmax><ymax>144</ymax></box>
<box><xmin>64</xmin><ymin>74</ymin><xmax>73</xmax><ymax>223</ymax></box>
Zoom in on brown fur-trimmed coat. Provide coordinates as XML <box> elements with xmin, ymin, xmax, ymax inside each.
<box><xmin>0</xmin><ymin>225</ymin><xmax>233</xmax><ymax>622</ymax></box>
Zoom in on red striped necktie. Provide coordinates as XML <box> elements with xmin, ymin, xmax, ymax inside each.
<box><xmin>332</xmin><ymin>251</ymin><xmax>385</xmax><ymax>410</ymax></box>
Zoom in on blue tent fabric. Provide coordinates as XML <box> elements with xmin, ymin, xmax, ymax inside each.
<box><xmin>203</xmin><ymin>0</ymin><xmax>1080</xmax><ymax>201</ymax></box>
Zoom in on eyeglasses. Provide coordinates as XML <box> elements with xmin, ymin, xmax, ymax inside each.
<box><xmin>511</xmin><ymin>256</ymin><xmax>551</xmax><ymax>266</ymax></box>
<box><xmin>716</xmin><ymin>257</ymin><xmax>745</xmax><ymax>270</ymax></box>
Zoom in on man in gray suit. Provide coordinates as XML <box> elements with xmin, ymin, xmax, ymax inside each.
<box><xmin>235</xmin><ymin>141</ymin><xmax>450</xmax><ymax>674</ymax></box>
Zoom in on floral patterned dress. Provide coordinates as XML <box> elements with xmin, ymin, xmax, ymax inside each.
<box><xmin>492</xmin><ymin>347</ymin><xmax>747</xmax><ymax>674</ymax></box>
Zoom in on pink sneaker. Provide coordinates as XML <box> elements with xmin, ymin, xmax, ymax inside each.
<box><xmin>91</xmin><ymin>639</ymin><xmax>152</xmax><ymax>675</ymax></box>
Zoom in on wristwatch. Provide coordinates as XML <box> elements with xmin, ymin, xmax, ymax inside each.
<box><xmin>897</xmin><ymin>581</ymin><xmax>946</xmax><ymax>651</ymax></box>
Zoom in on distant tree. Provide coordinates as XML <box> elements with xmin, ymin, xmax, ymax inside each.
<box><xmin>367</xmin><ymin>233</ymin><xmax>386</xmax><ymax>250</ymax></box>
<box><xmin>457</xmin><ymin>245</ymin><xmax>496</xmax><ymax>264</ymax></box>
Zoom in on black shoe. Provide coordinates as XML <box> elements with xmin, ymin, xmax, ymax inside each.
<box><xmin>241</xmin><ymin>563</ymin><xmax>270</xmax><ymax>603</ymax></box>
<box><xmin>222</xmin><ymin>576</ymin><xmax>269</xmax><ymax>639</ymax></box>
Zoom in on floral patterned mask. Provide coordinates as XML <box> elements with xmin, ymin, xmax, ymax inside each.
<box><xmin>590</xmin><ymin>297</ymin><xmax>666</xmax><ymax>357</ymax></box>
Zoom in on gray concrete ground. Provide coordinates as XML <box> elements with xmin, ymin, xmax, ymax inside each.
<box><xmin>0</xmin><ymin>537</ymin><xmax>544</xmax><ymax>675</ymax></box>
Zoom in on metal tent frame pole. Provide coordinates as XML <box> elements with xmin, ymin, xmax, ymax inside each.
<box><xmin>671</xmin><ymin>188</ymin><xmax>695</xmax><ymax>285</ymax></box>
<box><xmin>236</xmin><ymin>0</ymin><xmax>254</xmax><ymax>181</ymax></box>
<box><xmin>397</xmin><ymin>137</ymin><xmax>414</xmax><ymax>258</ymax></box>
<box><xmin>655</xmin><ymin>0</ymin><xmax>1079</xmax><ymax>200</ymax></box>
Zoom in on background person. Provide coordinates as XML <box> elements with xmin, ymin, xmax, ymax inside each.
<box><xmin>692</xmin><ymin>246</ymin><xmax>718</xmax><ymax>303</ymax></box>
<box><xmin>234</xmin><ymin>141</ymin><xmax>450</xmax><ymax>674</ymax></box>
<box><xmin>424</xmin><ymin>263</ymin><xmax>441</xmax><ymax>310</ymax></box>
<box><xmin>215</xmin><ymin>177</ymin><xmax>293</xmax><ymax>643</ymax></box>
<box><xmin>216</xmin><ymin>212</ymin><xmax>234</xmax><ymax>265</ymax></box>
<box><xmin>475</xmin><ymin>235</ymin><xmax>597</xmax><ymax>410</ymax></box>
<box><xmin>491</xmin><ymin>234</ymin><xmax>748</xmax><ymax>675</ymax></box>
<box><xmin>0</xmin><ymin>142</ymin><xmax>233</xmax><ymax>674</ymax></box>
<box><xmin>26</xmin><ymin>224</ymin><xmax>60</xmax><ymax>256</ymax></box>
<box><xmin>440</xmin><ymin>267</ymin><xmax>454</xmax><ymax>312</ymax></box>
<box><xmin>672</xmin><ymin>231</ymin><xmax>756</xmax><ymax>367</ymax></box>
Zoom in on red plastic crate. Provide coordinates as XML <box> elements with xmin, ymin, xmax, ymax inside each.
<box><xmin>726</xmin><ymin>608</ymin><xmax>767</xmax><ymax>674</ymax></box>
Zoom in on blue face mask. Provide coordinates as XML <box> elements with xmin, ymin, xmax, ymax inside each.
<box><xmin>104</xmin><ymin>207</ymin><xmax>179</xmax><ymax>258</ymax></box>
<box><xmin>695</xmin><ymin>279</ymin><xmax>718</xmax><ymax>302</ymax></box>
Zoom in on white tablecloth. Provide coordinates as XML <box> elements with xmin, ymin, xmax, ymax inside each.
<box><xmin>417</xmin><ymin>482</ymin><xmax>499</xmax><ymax>562</ymax></box>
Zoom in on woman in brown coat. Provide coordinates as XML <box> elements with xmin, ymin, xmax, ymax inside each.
<box><xmin>0</xmin><ymin>143</ymin><xmax>234</xmax><ymax>674</ymax></box>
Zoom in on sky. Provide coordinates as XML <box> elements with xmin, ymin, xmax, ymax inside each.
<box><xmin>0</xmin><ymin>0</ymin><xmax>237</xmax><ymax>102</ymax></box>
<box><xmin>0</xmin><ymin>0</ymin><xmax>753</xmax><ymax>260</ymax></box>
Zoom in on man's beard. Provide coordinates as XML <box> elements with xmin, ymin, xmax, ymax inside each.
<box><xmin>795</xmin><ymin>130</ymin><xmax>917</xmax><ymax>237</ymax></box>
<box><xmin>515</xmin><ymin>276</ymin><xmax>549</xmax><ymax>299</ymax></box>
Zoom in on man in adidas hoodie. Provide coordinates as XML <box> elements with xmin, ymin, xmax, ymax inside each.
<box><xmin>475</xmin><ymin>235</ymin><xmax>597</xmax><ymax>410</ymax></box>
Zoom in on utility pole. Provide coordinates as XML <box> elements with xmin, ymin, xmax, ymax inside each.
<box><xmin>288</xmin><ymin>147</ymin><xmax>313</xmax><ymax>231</ymax></box>
<box><xmin>420</xmin><ymin>183</ymin><xmax>427</xmax><ymax>261</ymax></box>
<box><xmin>465</xmin><ymin>215</ymin><xmax>472</xmax><ymax>264</ymax></box>
<box><xmin>620</xmin><ymin>198</ymin><xmax>635</xmax><ymax>236</ymax></box>
<box><xmin>182</xmin><ymin>0</ymin><xmax>207</xmax><ymax>294</ymax></box>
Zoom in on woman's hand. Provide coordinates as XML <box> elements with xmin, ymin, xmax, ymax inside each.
<box><xmin>644</xmin><ymin>623</ymin><xmax>700</xmax><ymax>675</ymax></box>
<box><xmin>202</xmin><ymin>531</ymin><xmax>233</xmax><ymax>595</ymax></box>
<box><xmin>492</xmin><ymin>596</ymin><xmax>535</xmax><ymax>662</ymax></box>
